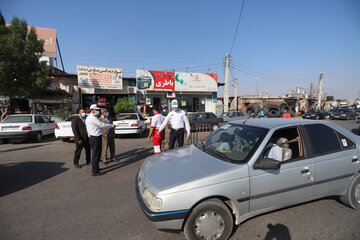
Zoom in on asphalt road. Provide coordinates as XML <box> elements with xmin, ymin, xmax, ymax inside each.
<box><xmin>0</xmin><ymin>120</ymin><xmax>359</xmax><ymax>240</ymax></box>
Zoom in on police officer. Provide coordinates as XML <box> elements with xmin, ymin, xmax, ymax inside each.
<box><xmin>157</xmin><ymin>99</ymin><xmax>190</xmax><ymax>149</ymax></box>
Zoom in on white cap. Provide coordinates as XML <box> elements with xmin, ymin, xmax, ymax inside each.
<box><xmin>89</xmin><ymin>104</ymin><xmax>100</xmax><ymax>110</ymax></box>
<box><xmin>171</xmin><ymin>99</ymin><xmax>178</xmax><ymax>109</ymax></box>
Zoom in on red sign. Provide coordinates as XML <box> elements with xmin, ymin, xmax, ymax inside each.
<box><xmin>150</xmin><ymin>71</ymin><xmax>175</xmax><ymax>91</ymax></box>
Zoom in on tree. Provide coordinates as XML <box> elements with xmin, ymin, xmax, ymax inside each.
<box><xmin>0</xmin><ymin>12</ymin><xmax>51</xmax><ymax>102</ymax></box>
<box><xmin>114</xmin><ymin>97</ymin><xmax>136</xmax><ymax>113</ymax></box>
<box><xmin>55</xmin><ymin>102</ymin><xmax>72</xmax><ymax>120</ymax></box>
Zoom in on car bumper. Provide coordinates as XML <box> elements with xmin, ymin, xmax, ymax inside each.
<box><xmin>0</xmin><ymin>131</ymin><xmax>35</xmax><ymax>139</ymax></box>
<box><xmin>115</xmin><ymin>127</ymin><xmax>142</xmax><ymax>135</ymax></box>
<box><xmin>332</xmin><ymin>116</ymin><xmax>348</xmax><ymax>120</ymax></box>
<box><xmin>135</xmin><ymin>173</ymin><xmax>188</xmax><ymax>231</ymax></box>
<box><xmin>54</xmin><ymin>129</ymin><xmax>74</xmax><ymax>139</ymax></box>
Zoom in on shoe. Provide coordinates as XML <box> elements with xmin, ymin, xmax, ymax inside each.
<box><xmin>92</xmin><ymin>172</ymin><xmax>104</xmax><ymax>177</ymax></box>
<box><xmin>74</xmin><ymin>164</ymin><xmax>81</xmax><ymax>169</ymax></box>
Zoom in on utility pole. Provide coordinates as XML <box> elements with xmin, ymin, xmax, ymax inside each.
<box><xmin>318</xmin><ymin>73</ymin><xmax>324</xmax><ymax>110</ymax></box>
<box><xmin>234</xmin><ymin>78</ymin><xmax>238</xmax><ymax>111</ymax></box>
<box><xmin>224</xmin><ymin>53</ymin><xmax>230</xmax><ymax>112</ymax></box>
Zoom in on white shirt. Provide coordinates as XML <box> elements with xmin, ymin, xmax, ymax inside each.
<box><xmin>268</xmin><ymin>144</ymin><xmax>283</xmax><ymax>161</ymax></box>
<box><xmin>85</xmin><ymin>113</ymin><xmax>113</xmax><ymax>137</ymax></box>
<box><xmin>158</xmin><ymin>109</ymin><xmax>191</xmax><ymax>135</ymax></box>
<box><xmin>151</xmin><ymin>113</ymin><xmax>165</xmax><ymax>129</ymax></box>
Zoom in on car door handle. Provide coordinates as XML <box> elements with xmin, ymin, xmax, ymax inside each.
<box><xmin>301</xmin><ymin>168</ymin><xmax>310</xmax><ymax>174</ymax></box>
<box><xmin>352</xmin><ymin>157</ymin><xmax>359</xmax><ymax>163</ymax></box>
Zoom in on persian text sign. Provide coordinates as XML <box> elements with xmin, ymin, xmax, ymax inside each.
<box><xmin>136</xmin><ymin>70</ymin><xmax>174</xmax><ymax>91</ymax></box>
<box><xmin>175</xmin><ymin>72</ymin><xmax>218</xmax><ymax>92</ymax></box>
<box><xmin>34</xmin><ymin>27</ymin><xmax>57</xmax><ymax>58</ymax></box>
<box><xmin>77</xmin><ymin>66</ymin><xmax>123</xmax><ymax>90</ymax></box>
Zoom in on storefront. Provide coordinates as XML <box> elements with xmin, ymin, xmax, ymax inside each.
<box><xmin>136</xmin><ymin>70</ymin><xmax>218</xmax><ymax>115</ymax></box>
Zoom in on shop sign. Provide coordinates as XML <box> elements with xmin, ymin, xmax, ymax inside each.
<box><xmin>77</xmin><ymin>66</ymin><xmax>123</xmax><ymax>90</ymax></box>
<box><xmin>175</xmin><ymin>72</ymin><xmax>218</xmax><ymax>92</ymax></box>
<box><xmin>97</xmin><ymin>96</ymin><xmax>107</xmax><ymax>107</ymax></box>
<box><xmin>136</xmin><ymin>70</ymin><xmax>175</xmax><ymax>92</ymax></box>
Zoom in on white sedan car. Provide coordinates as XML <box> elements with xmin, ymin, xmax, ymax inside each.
<box><xmin>54</xmin><ymin>114</ymin><xmax>79</xmax><ymax>142</ymax></box>
<box><xmin>0</xmin><ymin>114</ymin><xmax>56</xmax><ymax>143</ymax></box>
<box><xmin>113</xmin><ymin>113</ymin><xmax>147</xmax><ymax>137</ymax></box>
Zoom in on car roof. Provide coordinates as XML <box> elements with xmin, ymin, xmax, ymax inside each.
<box><xmin>229</xmin><ymin>118</ymin><xmax>319</xmax><ymax>129</ymax></box>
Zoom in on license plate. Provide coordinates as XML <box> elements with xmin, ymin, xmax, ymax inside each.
<box><xmin>62</xmin><ymin>125</ymin><xmax>71</xmax><ymax>129</ymax></box>
<box><xmin>117</xmin><ymin>123</ymin><xmax>128</xmax><ymax>126</ymax></box>
<box><xmin>2</xmin><ymin>126</ymin><xmax>19</xmax><ymax>130</ymax></box>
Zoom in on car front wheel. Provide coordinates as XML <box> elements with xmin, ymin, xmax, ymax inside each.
<box><xmin>33</xmin><ymin>132</ymin><xmax>42</xmax><ymax>143</ymax></box>
<box><xmin>184</xmin><ymin>199</ymin><xmax>233</xmax><ymax>240</ymax></box>
<box><xmin>340</xmin><ymin>174</ymin><xmax>360</xmax><ymax>210</ymax></box>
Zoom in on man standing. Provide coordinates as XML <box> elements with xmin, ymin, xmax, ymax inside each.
<box><xmin>71</xmin><ymin>108</ymin><xmax>91</xmax><ymax>169</ymax></box>
<box><xmin>100</xmin><ymin>108</ymin><xmax>116</xmax><ymax>164</ymax></box>
<box><xmin>157</xmin><ymin>99</ymin><xmax>190</xmax><ymax>150</ymax></box>
<box><xmin>147</xmin><ymin>106</ymin><xmax>165</xmax><ymax>154</ymax></box>
<box><xmin>86</xmin><ymin>104</ymin><xmax>115</xmax><ymax>176</ymax></box>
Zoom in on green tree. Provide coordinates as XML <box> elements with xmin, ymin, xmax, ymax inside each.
<box><xmin>0</xmin><ymin>12</ymin><xmax>51</xmax><ymax>102</ymax></box>
<box><xmin>114</xmin><ymin>97</ymin><xmax>136</xmax><ymax>113</ymax></box>
<box><xmin>55</xmin><ymin>102</ymin><xmax>72</xmax><ymax>120</ymax></box>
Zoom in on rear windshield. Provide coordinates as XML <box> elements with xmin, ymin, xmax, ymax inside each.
<box><xmin>117</xmin><ymin>114</ymin><xmax>138</xmax><ymax>120</ymax></box>
<box><xmin>3</xmin><ymin>115</ymin><xmax>32</xmax><ymax>123</ymax></box>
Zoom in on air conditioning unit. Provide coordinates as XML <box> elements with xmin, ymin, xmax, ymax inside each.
<box><xmin>166</xmin><ymin>92</ymin><xmax>176</xmax><ymax>98</ymax></box>
<box><xmin>127</xmin><ymin>86</ymin><xmax>137</xmax><ymax>94</ymax></box>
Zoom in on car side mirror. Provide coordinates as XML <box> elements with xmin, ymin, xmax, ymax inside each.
<box><xmin>254</xmin><ymin>158</ymin><xmax>281</xmax><ymax>170</ymax></box>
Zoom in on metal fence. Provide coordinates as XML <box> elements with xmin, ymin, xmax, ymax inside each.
<box><xmin>163</xmin><ymin>124</ymin><xmax>214</xmax><ymax>149</ymax></box>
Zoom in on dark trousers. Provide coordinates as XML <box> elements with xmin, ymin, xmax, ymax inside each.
<box><xmin>169</xmin><ymin>128</ymin><xmax>185</xmax><ymax>150</ymax></box>
<box><xmin>73</xmin><ymin>139</ymin><xmax>91</xmax><ymax>165</ymax></box>
<box><xmin>89</xmin><ymin>135</ymin><xmax>102</xmax><ymax>174</ymax></box>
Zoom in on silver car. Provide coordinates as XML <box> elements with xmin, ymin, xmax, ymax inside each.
<box><xmin>136</xmin><ymin>118</ymin><xmax>360</xmax><ymax>240</ymax></box>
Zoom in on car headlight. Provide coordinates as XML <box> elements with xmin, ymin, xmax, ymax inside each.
<box><xmin>141</xmin><ymin>188</ymin><xmax>162</xmax><ymax>211</ymax></box>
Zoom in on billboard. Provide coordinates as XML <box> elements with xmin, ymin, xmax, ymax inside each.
<box><xmin>175</xmin><ymin>72</ymin><xmax>218</xmax><ymax>92</ymax></box>
<box><xmin>77</xmin><ymin>66</ymin><xmax>123</xmax><ymax>90</ymax></box>
<box><xmin>136</xmin><ymin>70</ymin><xmax>175</xmax><ymax>92</ymax></box>
<box><xmin>33</xmin><ymin>27</ymin><xmax>57</xmax><ymax>58</ymax></box>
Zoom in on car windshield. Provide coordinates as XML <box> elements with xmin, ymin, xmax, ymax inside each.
<box><xmin>2</xmin><ymin>115</ymin><xmax>32</xmax><ymax>123</ymax></box>
<box><xmin>199</xmin><ymin>123</ymin><xmax>268</xmax><ymax>163</ymax></box>
<box><xmin>117</xmin><ymin>114</ymin><xmax>138</xmax><ymax>120</ymax></box>
<box><xmin>220</xmin><ymin>112</ymin><xmax>232</xmax><ymax>117</ymax></box>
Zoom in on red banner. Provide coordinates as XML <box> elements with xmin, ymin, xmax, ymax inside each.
<box><xmin>150</xmin><ymin>71</ymin><xmax>175</xmax><ymax>91</ymax></box>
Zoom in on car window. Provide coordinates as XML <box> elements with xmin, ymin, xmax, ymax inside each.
<box><xmin>35</xmin><ymin>116</ymin><xmax>44</xmax><ymax>124</ymax></box>
<box><xmin>304</xmin><ymin>124</ymin><xmax>342</xmax><ymax>156</ymax></box>
<box><xmin>117</xmin><ymin>114</ymin><xmax>138</xmax><ymax>120</ymax></box>
<box><xmin>202</xmin><ymin>124</ymin><xmax>268</xmax><ymax>163</ymax></box>
<box><xmin>336</xmin><ymin>132</ymin><xmax>356</xmax><ymax>150</ymax></box>
<box><xmin>2</xmin><ymin>115</ymin><xmax>33</xmax><ymax>123</ymax></box>
<box><xmin>204</xmin><ymin>113</ymin><xmax>212</xmax><ymax>119</ymax></box>
<box><xmin>236</xmin><ymin>112</ymin><xmax>245</xmax><ymax>117</ymax></box>
<box><xmin>41</xmin><ymin>116</ymin><xmax>51</xmax><ymax>123</ymax></box>
<box><xmin>263</xmin><ymin>127</ymin><xmax>303</xmax><ymax>162</ymax></box>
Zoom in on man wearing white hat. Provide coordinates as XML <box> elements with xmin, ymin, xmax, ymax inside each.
<box><xmin>86</xmin><ymin>104</ymin><xmax>115</xmax><ymax>176</ymax></box>
<box><xmin>157</xmin><ymin>99</ymin><xmax>190</xmax><ymax>150</ymax></box>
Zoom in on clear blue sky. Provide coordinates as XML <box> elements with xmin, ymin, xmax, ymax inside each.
<box><xmin>1</xmin><ymin>0</ymin><xmax>359</xmax><ymax>99</ymax></box>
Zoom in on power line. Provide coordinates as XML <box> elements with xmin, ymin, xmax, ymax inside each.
<box><xmin>230</xmin><ymin>0</ymin><xmax>246</xmax><ymax>54</ymax></box>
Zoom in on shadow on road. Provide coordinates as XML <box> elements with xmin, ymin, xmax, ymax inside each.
<box><xmin>0</xmin><ymin>161</ymin><xmax>68</xmax><ymax>197</ymax></box>
<box><xmin>0</xmin><ymin>143</ymin><xmax>50</xmax><ymax>153</ymax></box>
<box><xmin>264</xmin><ymin>223</ymin><xmax>291</xmax><ymax>240</ymax></box>
<box><xmin>101</xmin><ymin>147</ymin><xmax>152</xmax><ymax>173</ymax></box>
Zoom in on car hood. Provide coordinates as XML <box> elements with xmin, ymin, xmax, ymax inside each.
<box><xmin>141</xmin><ymin>145</ymin><xmax>242</xmax><ymax>194</ymax></box>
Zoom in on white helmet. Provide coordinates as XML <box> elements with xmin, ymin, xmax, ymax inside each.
<box><xmin>171</xmin><ymin>99</ymin><xmax>179</xmax><ymax>110</ymax></box>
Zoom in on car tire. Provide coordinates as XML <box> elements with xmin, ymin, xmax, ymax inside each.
<box><xmin>184</xmin><ymin>199</ymin><xmax>234</xmax><ymax>240</ymax></box>
<box><xmin>33</xmin><ymin>132</ymin><xmax>42</xmax><ymax>143</ymax></box>
<box><xmin>340</xmin><ymin>174</ymin><xmax>360</xmax><ymax>210</ymax></box>
<box><xmin>61</xmin><ymin>138</ymin><xmax>70</xmax><ymax>142</ymax></box>
<box><xmin>212</xmin><ymin>124</ymin><xmax>219</xmax><ymax>131</ymax></box>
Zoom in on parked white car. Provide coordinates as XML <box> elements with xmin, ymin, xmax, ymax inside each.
<box><xmin>113</xmin><ymin>113</ymin><xmax>147</xmax><ymax>137</ymax></box>
<box><xmin>0</xmin><ymin>114</ymin><xmax>56</xmax><ymax>143</ymax></box>
<box><xmin>54</xmin><ymin>114</ymin><xmax>79</xmax><ymax>142</ymax></box>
